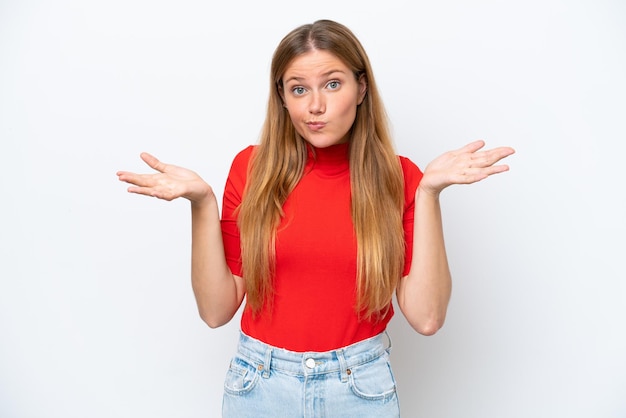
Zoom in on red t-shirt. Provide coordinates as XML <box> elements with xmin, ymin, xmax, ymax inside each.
<box><xmin>221</xmin><ymin>142</ymin><xmax>423</xmax><ymax>352</ymax></box>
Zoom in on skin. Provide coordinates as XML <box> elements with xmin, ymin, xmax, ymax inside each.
<box><xmin>117</xmin><ymin>155</ymin><xmax>246</xmax><ymax>328</ymax></box>
<box><xmin>279</xmin><ymin>49</ymin><xmax>367</xmax><ymax>148</ymax></box>
<box><xmin>398</xmin><ymin>140</ymin><xmax>515</xmax><ymax>335</ymax></box>
<box><xmin>116</xmin><ymin>48</ymin><xmax>515</xmax><ymax>334</ymax></box>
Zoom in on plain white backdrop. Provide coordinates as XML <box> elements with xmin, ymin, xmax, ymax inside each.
<box><xmin>1</xmin><ymin>0</ymin><xmax>625</xmax><ymax>417</ymax></box>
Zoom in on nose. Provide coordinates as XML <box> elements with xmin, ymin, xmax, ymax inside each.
<box><xmin>308</xmin><ymin>91</ymin><xmax>325</xmax><ymax>115</ymax></box>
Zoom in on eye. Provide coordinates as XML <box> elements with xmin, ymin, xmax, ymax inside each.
<box><xmin>291</xmin><ymin>86</ymin><xmax>306</xmax><ymax>96</ymax></box>
<box><xmin>327</xmin><ymin>80</ymin><xmax>340</xmax><ymax>90</ymax></box>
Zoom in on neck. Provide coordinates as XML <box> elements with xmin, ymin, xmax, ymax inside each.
<box><xmin>305</xmin><ymin>142</ymin><xmax>350</xmax><ymax>176</ymax></box>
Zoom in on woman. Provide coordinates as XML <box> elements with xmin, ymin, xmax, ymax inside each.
<box><xmin>117</xmin><ymin>19</ymin><xmax>514</xmax><ymax>417</ymax></box>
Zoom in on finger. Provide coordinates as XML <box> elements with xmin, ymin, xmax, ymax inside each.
<box><xmin>474</xmin><ymin>163</ymin><xmax>511</xmax><ymax>180</ymax></box>
<box><xmin>140</xmin><ymin>152</ymin><xmax>168</xmax><ymax>173</ymax></box>
<box><xmin>116</xmin><ymin>170</ymin><xmax>134</xmax><ymax>179</ymax></box>
<box><xmin>127</xmin><ymin>184</ymin><xmax>178</xmax><ymax>201</ymax></box>
<box><xmin>483</xmin><ymin>163</ymin><xmax>510</xmax><ymax>175</ymax></box>
<box><xmin>500</xmin><ymin>147</ymin><xmax>516</xmax><ymax>159</ymax></box>
<box><xmin>487</xmin><ymin>146</ymin><xmax>516</xmax><ymax>158</ymax></box>
<box><xmin>126</xmin><ymin>185</ymin><xmax>156</xmax><ymax>197</ymax></box>
<box><xmin>469</xmin><ymin>146</ymin><xmax>515</xmax><ymax>168</ymax></box>
<box><xmin>116</xmin><ymin>171</ymin><xmax>144</xmax><ymax>185</ymax></box>
<box><xmin>117</xmin><ymin>171</ymin><xmax>163</xmax><ymax>189</ymax></box>
<box><xmin>483</xmin><ymin>147</ymin><xmax>516</xmax><ymax>166</ymax></box>
<box><xmin>458</xmin><ymin>139</ymin><xmax>486</xmax><ymax>154</ymax></box>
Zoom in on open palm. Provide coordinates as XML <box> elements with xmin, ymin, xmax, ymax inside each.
<box><xmin>116</xmin><ymin>152</ymin><xmax>213</xmax><ymax>203</ymax></box>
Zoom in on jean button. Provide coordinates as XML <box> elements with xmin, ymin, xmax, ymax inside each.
<box><xmin>305</xmin><ymin>358</ymin><xmax>315</xmax><ymax>369</ymax></box>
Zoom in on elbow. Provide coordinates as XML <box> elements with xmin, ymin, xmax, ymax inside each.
<box><xmin>410</xmin><ymin>318</ymin><xmax>445</xmax><ymax>336</ymax></box>
<box><xmin>397</xmin><ymin>283</ymin><xmax>451</xmax><ymax>336</ymax></box>
<box><xmin>402</xmin><ymin>306</ymin><xmax>447</xmax><ymax>336</ymax></box>
<box><xmin>203</xmin><ymin>318</ymin><xmax>226</xmax><ymax>329</ymax></box>
<box><xmin>199</xmin><ymin>310</ymin><xmax>231</xmax><ymax>329</ymax></box>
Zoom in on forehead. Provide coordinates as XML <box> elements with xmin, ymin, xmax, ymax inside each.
<box><xmin>283</xmin><ymin>49</ymin><xmax>351</xmax><ymax>79</ymax></box>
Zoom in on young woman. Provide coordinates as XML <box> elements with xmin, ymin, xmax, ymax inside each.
<box><xmin>117</xmin><ymin>19</ymin><xmax>514</xmax><ymax>417</ymax></box>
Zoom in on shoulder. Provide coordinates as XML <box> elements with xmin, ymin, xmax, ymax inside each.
<box><xmin>397</xmin><ymin>155</ymin><xmax>423</xmax><ymax>207</ymax></box>
<box><xmin>230</xmin><ymin>145</ymin><xmax>256</xmax><ymax>175</ymax></box>
<box><xmin>230</xmin><ymin>145</ymin><xmax>256</xmax><ymax>170</ymax></box>
<box><xmin>398</xmin><ymin>155</ymin><xmax>423</xmax><ymax>185</ymax></box>
<box><xmin>225</xmin><ymin>145</ymin><xmax>257</xmax><ymax>192</ymax></box>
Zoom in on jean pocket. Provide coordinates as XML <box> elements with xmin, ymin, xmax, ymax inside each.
<box><xmin>348</xmin><ymin>353</ymin><xmax>397</xmax><ymax>401</ymax></box>
<box><xmin>223</xmin><ymin>356</ymin><xmax>261</xmax><ymax>396</ymax></box>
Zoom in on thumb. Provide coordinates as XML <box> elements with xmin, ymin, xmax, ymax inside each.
<box><xmin>140</xmin><ymin>152</ymin><xmax>168</xmax><ymax>173</ymax></box>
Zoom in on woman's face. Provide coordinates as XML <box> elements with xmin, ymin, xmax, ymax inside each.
<box><xmin>280</xmin><ymin>49</ymin><xmax>367</xmax><ymax>148</ymax></box>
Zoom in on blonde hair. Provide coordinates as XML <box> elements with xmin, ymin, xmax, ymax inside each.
<box><xmin>238</xmin><ymin>20</ymin><xmax>405</xmax><ymax>320</ymax></box>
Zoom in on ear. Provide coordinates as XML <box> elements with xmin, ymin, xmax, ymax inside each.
<box><xmin>357</xmin><ymin>73</ymin><xmax>367</xmax><ymax>105</ymax></box>
<box><xmin>277</xmin><ymin>82</ymin><xmax>286</xmax><ymax>106</ymax></box>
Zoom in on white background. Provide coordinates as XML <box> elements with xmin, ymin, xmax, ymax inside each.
<box><xmin>1</xmin><ymin>0</ymin><xmax>625</xmax><ymax>417</ymax></box>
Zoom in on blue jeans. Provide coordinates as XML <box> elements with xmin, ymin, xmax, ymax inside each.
<box><xmin>222</xmin><ymin>331</ymin><xmax>400</xmax><ymax>418</ymax></box>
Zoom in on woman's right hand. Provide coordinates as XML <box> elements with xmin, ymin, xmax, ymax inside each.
<box><xmin>117</xmin><ymin>152</ymin><xmax>213</xmax><ymax>204</ymax></box>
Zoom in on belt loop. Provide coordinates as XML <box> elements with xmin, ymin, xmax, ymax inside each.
<box><xmin>337</xmin><ymin>349</ymin><xmax>349</xmax><ymax>383</ymax></box>
<box><xmin>262</xmin><ymin>347</ymin><xmax>272</xmax><ymax>379</ymax></box>
<box><xmin>384</xmin><ymin>330</ymin><xmax>392</xmax><ymax>354</ymax></box>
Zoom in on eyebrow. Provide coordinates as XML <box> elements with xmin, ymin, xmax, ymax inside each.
<box><xmin>283</xmin><ymin>69</ymin><xmax>347</xmax><ymax>84</ymax></box>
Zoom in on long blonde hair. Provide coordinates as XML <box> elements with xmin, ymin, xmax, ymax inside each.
<box><xmin>238</xmin><ymin>20</ymin><xmax>405</xmax><ymax>320</ymax></box>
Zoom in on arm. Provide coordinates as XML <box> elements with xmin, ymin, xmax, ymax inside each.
<box><xmin>396</xmin><ymin>140</ymin><xmax>515</xmax><ymax>335</ymax></box>
<box><xmin>117</xmin><ymin>152</ymin><xmax>245</xmax><ymax>328</ymax></box>
<box><xmin>396</xmin><ymin>188</ymin><xmax>451</xmax><ymax>336</ymax></box>
<box><xmin>190</xmin><ymin>197</ymin><xmax>246</xmax><ymax>328</ymax></box>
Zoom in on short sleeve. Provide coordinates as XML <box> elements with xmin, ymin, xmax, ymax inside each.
<box><xmin>399</xmin><ymin>156</ymin><xmax>423</xmax><ymax>276</ymax></box>
<box><xmin>221</xmin><ymin>146</ymin><xmax>255</xmax><ymax>278</ymax></box>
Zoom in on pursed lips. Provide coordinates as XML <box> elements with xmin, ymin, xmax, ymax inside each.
<box><xmin>306</xmin><ymin>121</ymin><xmax>326</xmax><ymax>131</ymax></box>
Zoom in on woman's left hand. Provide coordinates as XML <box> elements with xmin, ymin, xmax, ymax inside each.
<box><xmin>419</xmin><ymin>140</ymin><xmax>515</xmax><ymax>196</ymax></box>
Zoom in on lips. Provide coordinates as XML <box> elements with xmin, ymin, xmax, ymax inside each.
<box><xmin>306</xmin><ymin>121</ymin><xmax>326</xmax><ymax>131</ymax></box>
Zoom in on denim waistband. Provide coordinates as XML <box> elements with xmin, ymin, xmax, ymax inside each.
<box><xmin>234</xmin><ymin>331</ymin><xmax>392</xmax><ymax>381</ymax></box>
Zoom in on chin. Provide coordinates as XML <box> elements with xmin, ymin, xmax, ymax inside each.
<box><xmin>303</xmin><ymin>136</ymin><xmax>348</xmax><ymax>149</ymax></box>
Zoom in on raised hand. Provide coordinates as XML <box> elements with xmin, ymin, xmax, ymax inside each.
<box><xmin>419</xmin><ymin>140</ymin><xmax>515</xmax><ymax>196</ymax></box>
<box><xmin>116</xmin><ymin>152</ymin><xmax>213</xmax><ymax>203</ymax></box>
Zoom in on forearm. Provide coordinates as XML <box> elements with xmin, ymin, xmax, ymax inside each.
<box><xmin>397</xmin><ymin>187</ymin><xmax>452</xmax><ymax>335</ymax></box>
<box><xmin>190</xmin><ymin>196</ymin><xmax>245</xmax><ymax>328</ymax></box>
